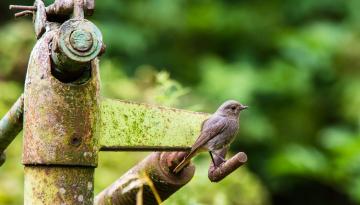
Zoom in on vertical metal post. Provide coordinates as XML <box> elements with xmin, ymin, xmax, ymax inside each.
<box><xmin>22</xmin><ymin>18</ymin><xmax>102</xmax><ymax>205</ymax></box>
<box><xmin>24</xmin><ymin>166</ymin><xmax>94</xmax><ymax>204</ymax></box>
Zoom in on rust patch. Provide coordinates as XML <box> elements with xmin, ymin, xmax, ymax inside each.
<box><xmin>24</xmin><ymin>166</ymin><xmax>94</xmax><ymax>205</ymax></box>
<box><xmin>22</xmin><ymin>29</ymin><xmax>100</xmax><ymax>166</ymax></box>
<box><xmin>94</xmin><ymin>152</ymin><xmax>195</xmax><ymax>205</ymax></box>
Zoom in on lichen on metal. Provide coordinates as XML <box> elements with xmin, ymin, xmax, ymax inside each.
<box><xmin>0</xmin><ymin>94</ymin><xmax>24</xmax><ymax>155</ymax></box>
<box><xmin>99</xmin><ymin>98</ymin><xmax>210</xmax><ymax>151</ymax></box>
<box><xmin>51</xmin><ymin>18</ymin><xmax>103</xmax><ymax>74</ymax></box>
<box><xmin>24</xmin><ymin>166</ymin><xmax>94</xmax><ymax>205</ymax></box>
<box><xmin>23</xmin><ymin>29</ymin><xmax>100</xmax><ymax>166</ymax></box>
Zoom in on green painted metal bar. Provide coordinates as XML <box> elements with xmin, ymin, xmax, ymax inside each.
<box><xmin>99</xmin><ymin>98</ymin><xmax>210</xmax><ymax>151</ymax></box>
<box><xmin>0</xmin><ymin>94</ymin><xmax>24</xmax><ymax>155</ymax></box>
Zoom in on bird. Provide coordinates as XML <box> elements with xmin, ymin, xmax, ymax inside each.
<box><xmin>173</xmin><ymin>100</ymin><xmax>248</xmax><ymax>173</ymax></box>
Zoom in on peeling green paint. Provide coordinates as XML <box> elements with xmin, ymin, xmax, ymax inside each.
<box><xmin>99</xmin><ymin>98</ymin><xmax>210</xmax><ymax>150</ymax></box>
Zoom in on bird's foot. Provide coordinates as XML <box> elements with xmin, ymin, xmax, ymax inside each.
<box><xmin>213</xmin><ymin>153</ymin><xmax>226</xmax><ymax>164</ymax></box>
<box><xmin>209</xmin><ymin>151</ymin><xmax>226</xmax><ymax>167</ymax></box>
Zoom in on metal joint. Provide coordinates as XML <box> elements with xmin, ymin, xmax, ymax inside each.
<box><xmin>95</xmin><ymin>152</ymin><xmax>195</xmax><ymax>205</ymax></box>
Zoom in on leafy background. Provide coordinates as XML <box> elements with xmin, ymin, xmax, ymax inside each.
<box><xmin>0</xmin><ymin>0</ymin><xmax>360</xmax><ymax>204</ymax></box>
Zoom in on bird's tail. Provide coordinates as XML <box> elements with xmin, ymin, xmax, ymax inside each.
<box><xmin>173</xmin><ymin>151</ymin><xmax>198</xmax><ymax>173</ymax></box>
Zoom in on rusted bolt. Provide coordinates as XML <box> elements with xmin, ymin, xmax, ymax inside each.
<box><xmin>51</xmin><ymin>19</ymin><xmax>103</xmax><ymax>77</ymax></box>
<box><xmin>70</xmin><ymin>29</ymin><xmax>93</xmax><ymax>52</ymax></box>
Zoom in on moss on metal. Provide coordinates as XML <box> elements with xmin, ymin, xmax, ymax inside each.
<box><xmin>99</xmin><ymin>98</ymin><xmax>210</xmax><ymax>151</ymax></box>
<box><xmin>23</xmin><ymin>29</ymin><xmax>100</xmax><ymax>166</ymax></box>
<box><xmin>24</xmin><ymin>166</ymin><xmax>94</xmax><ymax>205</ymax></box>
<box><xmin>0</xmin><ymin>94</ymin><xmax>24</xmax><ymax>154</ymax></box>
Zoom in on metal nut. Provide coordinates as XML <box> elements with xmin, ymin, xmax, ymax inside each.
<box><xmin>70</xmin><ymin>29</ymin><xmax>93</xmax><ymax>52</ymax></box>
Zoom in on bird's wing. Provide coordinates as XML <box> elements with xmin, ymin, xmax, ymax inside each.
<box><xmin>190</xmin><ymin>116</ymin><xmax>228</xmax><ymax>152</ymax></box>
<box><xmin>173</xmin><ymin>116</ymin><xmax>228</xmax><ymax>173</ymax></box>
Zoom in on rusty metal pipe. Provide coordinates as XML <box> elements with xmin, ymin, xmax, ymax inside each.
<box><xmin>168</xmin><ymin>147</ymin><xmax>247</xmax><ymax>182</ymax></box>
<box><xmin>208</xmin><ymin>151</ymin><xmax>247</xmax><ymax>182</ymax></box>
<box><xmin>9</xmin><ymin>5</ymin><xmax>37</xmax><ymax>11</ymax></box>
<box><xmin>94</xmin><ymin>152</ymin><xmax>195</xmax><ymax>205</ymax></box>
<box><xmin>0</xmin><ymin>94</ymin><xmax>24</xmax><ymax>154</ymax></box>
<box><xmin>14</xmin><ymin>10</ymin><xmax>34</xmax><ymax>18</ymax></box>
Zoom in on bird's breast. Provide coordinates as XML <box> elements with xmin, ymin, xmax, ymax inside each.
<box><xmin>205</xmin><ymin>119</ymin><xmax>239</xmax><ymax>151</ymax></box>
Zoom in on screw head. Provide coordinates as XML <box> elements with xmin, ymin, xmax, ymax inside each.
<box><xmin>69</xmin><ymin>29</ymin><xmax>93</xmax><ymax>52</ymax></box>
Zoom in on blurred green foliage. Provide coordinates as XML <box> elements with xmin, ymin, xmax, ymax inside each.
<box><xmin>0</xmin><ymin>0</ymin><xmax>359</xmax><ymax>204</ymax></box>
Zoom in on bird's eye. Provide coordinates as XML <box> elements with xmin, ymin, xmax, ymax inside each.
<box><xmin>231</xmin><ymin>106</ymin><xmax>236</xmax><ymax>110</ymax></box>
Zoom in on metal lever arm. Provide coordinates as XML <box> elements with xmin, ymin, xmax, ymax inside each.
<box><xmin>0</xmin><ymin>94</ymin><xmax>24</xmax><ymax>166</ymax></box>
<box><xmin>208</xmin><ymin>148</ymin><xmax>247</xmax><ymax>182</ymax></box>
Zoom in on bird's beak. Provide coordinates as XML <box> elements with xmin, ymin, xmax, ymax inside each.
<box><xmin>240</xmin><ymin>105</ymin><xmax>248</xmax><ymax>110</ymax></box>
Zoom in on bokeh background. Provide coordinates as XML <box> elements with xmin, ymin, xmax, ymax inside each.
<box><xmin>0</xmin><ymin>0</ymin><xmax>360</xmax><ymax>204</ymax></box>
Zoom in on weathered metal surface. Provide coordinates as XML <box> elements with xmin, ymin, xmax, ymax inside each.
<box><xmin>34</xmin><ymin>0</ymin><xmax>46</xmax><ymax>39</ymax></box>
<box><xmin>46</xmin><ymin>0</ymin><xmax>95</xmax><ymax>17</ymax></box>
<box><xmin>73</xmin><ymin>0</ymin><xmax>85</xmax><ymax>19</ymax></box>
<box><xmin>94</xmin><ymin>152</ymin><xmax>195</xmax><ymax>205</ymax></box>
<box><xmin>24</xmin><ymin>166</ymin><xmax>94</xmax><ymax>205</ymax></box>
<box><xmin>51</xmin><ymin>19</ymin><xmax>103</xmax><ymax>75</ymax></box>
<box><xmin>0</xmin><ymin>94</ymin><xmax>24</xmax><ymax>154</ymax></box>
<box><xmin>166</xmin><ymin>148</ymin><xmax>248</xmax><ymax>182</ymax></box>
<box><xmin>9</xmin><ymin>4</ymin><xmax>35</xmax><ymax>18</ymax></box>
<box><xmin>23</xmin><ymin>29</ymin><xmax>100</xmax><ymax>166</ymax></box>
<box><xmin>9</xmin><ymin>5</ymin><xmax>37</xmax><ymax>11</ymax></box>
<box><xmin>208</xmin><ymin>150</ymin><xmax>247</xmax><ymax>182</ymax></box>
<box><xmin>99</xmin><ymin>98</ymin><xmax>210</xmax><ymax>151</ymax></box>
<box><xmin>14</xmin><ymin>10</ymin><xmax>34</xmax><ymax>18</ymax></box>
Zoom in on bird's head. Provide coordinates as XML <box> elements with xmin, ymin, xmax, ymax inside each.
<box><xmin>216</xmin><ymin>100</ymin><xmax>248</xmax><ymax>118</ymax></box>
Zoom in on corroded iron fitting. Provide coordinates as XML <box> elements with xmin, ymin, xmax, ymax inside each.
<box><xmin>9</xmin><ymin>0</ymin><xmax>47</xmax><ymax>39</ymax></box>
<box><xmin>51</xmin><ymin>19</ymin><xmax>104</xmax><ymax>75</ymax></box>
<box><xmin>94</xmin><ymin>152</ymin><xmax>195</xmax><ymax>205</ymax></box>
<box><xmin>169</xmin><ymin>148</ymin><xmax>248</xmax><ymax>182</ymax></box>
<box><xmin>46</xmin><ymin>0</ymin><xmax>95</xmax><ymax>17</ymax></box>
<box><xmin>208</xmin><ymin>152</ymin><xmax>247</xmax><ymax>182</ymax></box>
<box><xmin>23</xmin><ymin>29</ymin><xmax>100</xmax><ymax>166</ymax></box>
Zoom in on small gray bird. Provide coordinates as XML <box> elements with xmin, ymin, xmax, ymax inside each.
<box><xmin>173</xmin><ymin>100</ymin><xmax>248</xmax><ymax>173</ymax></box>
